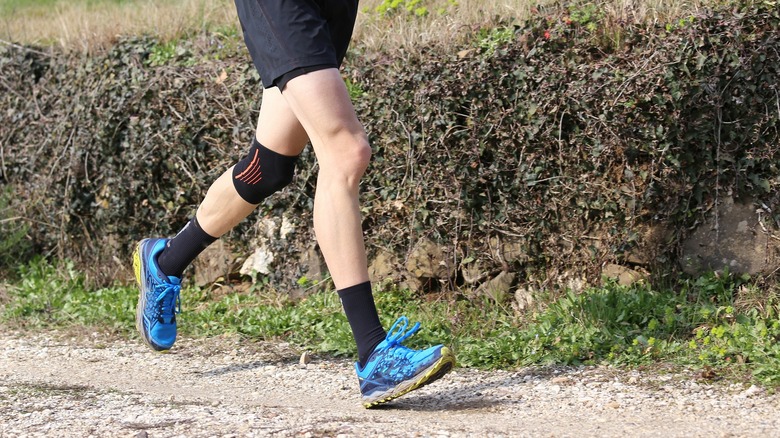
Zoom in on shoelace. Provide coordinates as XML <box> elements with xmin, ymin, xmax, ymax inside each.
<box><xmin>383</xmin><ymin>316</ymin><xmax>421</xmax><ymax>360</ymax></box>
<box><xmin>154</xmin><ymin>282</ymin><xmax>181</xmax><ymax>321</ymax></box>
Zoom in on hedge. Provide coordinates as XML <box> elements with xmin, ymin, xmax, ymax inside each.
<box><xmin>0</xmin><ymin>1</ymin><xmax>778</xmax><ymax>293</ymax></box>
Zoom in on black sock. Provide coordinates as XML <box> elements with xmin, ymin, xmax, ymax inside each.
<box><xmin>157</xmin><ymin>216</ymin><xmax>217</xmax><ymax>278</ymax></box>
<box><xmin>338</xmin><ymin>281</ymin><xmax>387</xmax><ymax>367</ymax></box>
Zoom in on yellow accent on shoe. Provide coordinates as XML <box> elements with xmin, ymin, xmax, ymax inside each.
<box><xmin>363</xmin><ymin>346</ymin><xmax>456</xmax><ymax>408</ymax></box>
<box><xmin>133</xmin><ymin>238</ymin><xmax>179</xmax><ymax>353</ymax></box>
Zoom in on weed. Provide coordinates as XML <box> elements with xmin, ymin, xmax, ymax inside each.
<box><xmin>3</xmin><ymin>258</ymin><xmax>780</xmax><ymax>387</ymax></box>
<box><xmin>345</xmin><ymin>77</ymin><xmax>366</xmax><ymax>100</ymax></box>
<box><xmin>475</xmin><ymin>26</ymin><xmax>515</xmax><ymax>56</ymax></box>
<box><xmin>2</xmin><ymin>258</ymin><xmax>135</xmax><ymax>332</ymax></box>
<box><xmin>375</xmin><ymin>0</ymin><xmax>430</xmax><ymax>17</ymax></box>
<box><xmin>568</xmin><ymin>2</ymin><xmax>603</xmax><ymax>32</ymax></box>
<box><xmin>665</xmin><ymin>15</ymin><xmax>695</xmax><ymax>32</ymax></box>
<box><xmin>146</xmin><ymin>40</ymin><xmax>193</xmax><ymax>66</ymax></box>
<box><xmin>147</xmin><ymin>41</ymin><xmax>177</xmax><ymax>66</ymax></box>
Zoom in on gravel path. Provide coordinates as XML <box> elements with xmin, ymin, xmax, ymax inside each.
<box><xmin>1</xmin><ymin>331</ymin><xmax>779</xmax><ymax>437</ymax></box>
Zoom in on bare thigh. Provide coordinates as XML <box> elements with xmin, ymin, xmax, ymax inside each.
<box><xmin>255</xmin><ymin>86</ymin><xmax>310</xmax><ymax>156</ymax></box>
<box><xmin>279</xmin><ymin>68</ymin><xmax>368</xmax><ymax>172</ymax></box>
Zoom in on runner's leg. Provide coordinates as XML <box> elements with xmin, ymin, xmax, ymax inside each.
<box><xmin>279</xmin><ymin>68</ymin><xmax>371</xmax><ymax>290</ymax></box>
<box><xmin>196</xmin><ymin>87</ymin><xmax>308</xmax><ymax>238</ymax></box>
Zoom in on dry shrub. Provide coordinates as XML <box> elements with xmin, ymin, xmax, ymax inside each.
<box><xmin>1</xmin><ymin>1</ymin><xmax>777</xmax><ymax>293</ymax></box>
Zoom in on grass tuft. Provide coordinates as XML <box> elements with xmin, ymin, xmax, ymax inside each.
<box><xmin>3</xmin><ymin>258</ymin><xmax>780</xmax><ymax>386</ymax></box>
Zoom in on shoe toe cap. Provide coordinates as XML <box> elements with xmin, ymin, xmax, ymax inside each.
<box><xmin>149</xmin><ymin>324</ymin><xmax>176</xmax><ymax>350</ymax></box>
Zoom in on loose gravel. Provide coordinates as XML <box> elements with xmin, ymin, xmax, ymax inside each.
<box><xmin>1</xmin><ymin>331</ymin><xmax>779</xmax><ymax>437</ymax></box>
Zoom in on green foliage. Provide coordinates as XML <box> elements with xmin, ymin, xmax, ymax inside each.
<box><xmin>567</xmin><ymin>2</ymin><xmax>603</xmax><ymax>32</ymax></box>
<box><xmin>665</xmin><ymin>16</ymin><xmax>696</xmax><ymax>32</ymax></box>
<box><xmin>372</xmin><ymin>0</ymin><xmax>456</xmax><ymax>17</ymax></box>
<box><xmin>344</xmin><ymin>77</ymin><xmax>365</xmax><ymax>100</ymax></box>
<box><xmin>145</xmin><ymin>37</ymin><xmax>203</xmax><ymax>67</ymax></box>
<box><xmin>456</xmin><ymin>272</ymin><xmax>780</xmax><ymax>385</ymax></box>
<box><xmin>375</xmin><ymin>0</ymin><xmax>429</xmax><ymax>17</ymax></box>
<box><xmin>146</xmin><ymin>41</ymin><xmax>192</xmax><ymax>66</ymax></box>
<box><xmin>182</xmin><ymin>285</ymin><xmax>456</xmax><ymax>357</ymax></box>
<box><xmin>1</xmin><ymin>258</ymin><xmax>135</xmax><ymax>331</ymax></box>
<box><xmin>4</xmin><ymin>258</ymin><xmax>780</xmax><ymax>386</ymax></box>
<box><xmin>476</xmin><ymin>26</ymin><xmax>516</xmax><ymax>56</ymax></box>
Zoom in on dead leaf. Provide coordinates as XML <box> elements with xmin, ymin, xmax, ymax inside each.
<box><xmin>216</xmin><ymin>69</ymin><xmax>228</xmax><ymax>84</ymax></box>
<box><xmin>457</xmin><ymin>49</ymin><xmax>473</xmax><ymax>59</ymax></box>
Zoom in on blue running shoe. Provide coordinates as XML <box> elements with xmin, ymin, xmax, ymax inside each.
<box><xmin>356</xmin><ymin>316</ymin><xmax>456</xmax><ymax>408</ymax></box>
<box><xmin>133</xmin><ymin>238</ymin><xmax>182</xmax><ymax>352</ymax></box>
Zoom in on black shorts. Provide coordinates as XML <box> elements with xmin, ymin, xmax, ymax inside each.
<box><xmin>234</xmin><ymin>0</ymin><xmax>358</xmax><ymax>89</ymax></box>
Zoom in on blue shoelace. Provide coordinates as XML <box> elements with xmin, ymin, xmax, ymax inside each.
<box><xmin>381</xmin><ymin>316</ymin><xmax>421</xmax><ymax>361</ymax></box>
<box><xmin>154</xmin><ymin>282</ymin><xmax>181</xmax><ymax>321</ymax></box>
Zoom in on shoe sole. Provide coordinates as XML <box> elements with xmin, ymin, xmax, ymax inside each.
<box><xmin>133</xmin><ymin>241</ymin><xmax>170</xmax><ymax>353</ymax></box>
<box><xmin>362</xmin><ymin>346</ymin><xmax>456</xmax><ymax>408</ymax></box>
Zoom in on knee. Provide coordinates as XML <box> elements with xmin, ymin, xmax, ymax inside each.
<box><xmin>232</xmin><ymin>139</ymin><xmax>299</xmax><ymax>204</ymax></box>
<box><xmin>348</xmin><ymin>135</ymin><xmax>372</xmax><ymax>176</ymax></box>
<box><xmin>327</xmin><ymin>133</ymin><xmax>372</xmax><ymax>185</ymax></box>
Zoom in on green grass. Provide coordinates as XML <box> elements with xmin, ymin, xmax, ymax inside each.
<box><xmin>3</xmin><ymin>258</ymin><xmax>780</xmax><ymax>386</ymax></box>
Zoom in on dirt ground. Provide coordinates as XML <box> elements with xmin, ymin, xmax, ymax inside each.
<box><xmin>1</xmin><ymin>331</ymin><xmax>779</xmax><ymax>437</ymax></box>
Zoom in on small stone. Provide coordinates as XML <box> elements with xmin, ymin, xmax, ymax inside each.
<box><xmin>740</xmin><ymin>385</ymin><xmax>762</xmax><ymax>398</ymax></box>
<box><xmin>135</xmin><ymin>432</ymin><xmax>149</xmax><ymax>438</ymax></box>
<box><xmin>300</xmin><ymin>351</ymin><xmax>312</xmax><ymax>366</ymax></box>
<box><xmin>607</xmin><ymin>401</ymin><xmax>621</xmax><ymax>409</ymax></box>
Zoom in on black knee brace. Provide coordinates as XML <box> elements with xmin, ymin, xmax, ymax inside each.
<box><xmin>232</xmin><ymin>138</ymin><xmax>298</xmax><ymax>204</ymax></box>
